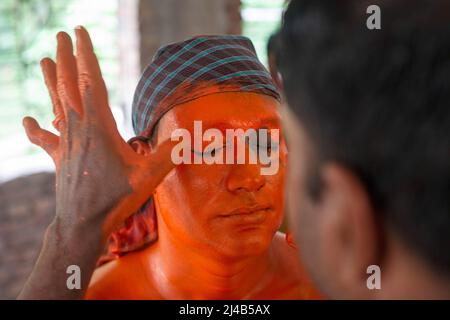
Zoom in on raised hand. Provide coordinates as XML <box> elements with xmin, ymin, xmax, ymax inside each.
<box><xmin>22</xmin><ymin>26</ymin><xmax>175</xmax><ymax>242</ymax></box>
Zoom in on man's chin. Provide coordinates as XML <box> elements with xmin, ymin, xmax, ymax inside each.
<box><xmin>215</xmin><ymin>228</ymin><xmax>274</xmax><ymax>258</ymax></box>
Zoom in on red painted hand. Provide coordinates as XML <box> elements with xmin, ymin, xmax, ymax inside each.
<box><xmin>22</xmin><ymin>26</ymin><xmax>176</xmax><ymax>242</ymax></box>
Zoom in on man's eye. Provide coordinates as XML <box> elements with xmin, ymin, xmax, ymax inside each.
<box><xmin>205</xmin><ymin>146</ymin><xmax>224</xmax><ymax>156</ymax></box>
<box><xmin>256</xmin><ymin>142</ymin><xmax>279</xmax><ymax>155</ymax></box>
<box><xmin>191</xmin><ymin>147</ymin><xmax>223</xmax><ymax>156</ymax></box>
<box><xmin>258</xmin><ymin>144</ymin><xmax>271</xmax><ymax>155</ymax></box>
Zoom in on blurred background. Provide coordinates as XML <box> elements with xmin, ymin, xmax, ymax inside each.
<box><xmin>0</xmin><ymin>0</ymin><xmax>285</xmax><ymax>299</ymax></box>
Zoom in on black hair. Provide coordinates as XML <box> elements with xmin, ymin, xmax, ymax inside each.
<box><xmin>276</xmin><ymin>0</ymin><xmax>450</xmax><ymax>274</ymax></box>
<box><xmin>267</xmin><ymin>33</ymin><xmax>279</xmax><ymax>56</ymax></box>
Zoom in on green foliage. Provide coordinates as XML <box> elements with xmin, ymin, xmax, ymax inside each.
<box><xmin>0</xmin><ymin>0</ymin><xmax>118</xmax><ymax>140</ymax></box>
<box><xmin>241</xmin><ymin>0</ymin><xmax>284</xmax><ymax>66</ymax></box>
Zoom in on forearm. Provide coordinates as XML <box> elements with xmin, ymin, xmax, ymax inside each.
<box><xmin>17</xmin><ymin>217</ymin><xmax>104</xmax><ymax>300</ymax></box>
<box><xmin>18</xmin><ymin>26</ymin><xmax>168</xmax><ymax>300</ymax></box>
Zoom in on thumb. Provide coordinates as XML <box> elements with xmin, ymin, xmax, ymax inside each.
<box><xmin>23</xmin><ymin>116</ymin><xmax>59</xmax><ymax>162</ymax></box>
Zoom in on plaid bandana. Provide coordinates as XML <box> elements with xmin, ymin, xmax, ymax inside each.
<box><xmin>132</xmin><ymin>35</ymin><xmax>280</xmax><ymax>137</ymax></box>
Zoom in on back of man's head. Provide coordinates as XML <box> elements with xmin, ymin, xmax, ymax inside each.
<box><xmin>276</xmin><ymin>0</ymin><xmax>450</xmax><ymax>297</ymax></box>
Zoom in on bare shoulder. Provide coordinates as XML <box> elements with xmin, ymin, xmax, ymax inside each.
<box><xmin>85</xmin><ymin>254</ymin><xmax>137</xmax><ymax>299</ymax></box>
<box><xmin>85</xmin><ymin>250</ymin><xmax>159</xmax><ymax>300</ymax></box>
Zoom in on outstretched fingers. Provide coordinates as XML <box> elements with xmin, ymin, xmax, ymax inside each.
<box><xmin>22</xmin><ymin>116</ymin><xmax>59</xmax><ymax>162</ymax></box>
<box><xmin>40</xmin><ymin>58</ymin><xmax>65</xmax><ymax>133</ymax></box>
<box><xmin>56</xmin><ymin>32</ymin><xmax>83</xmax><ymax>119</ymax></box>
<box><xmin>75</xmin><ymin>26</ymin><xmax>102</xmax><ymax>81</ymax></box>
<box><xmin>75</xmin><ymin>26</ymin><xmax>109</xmax><ymax>118</ymax></box>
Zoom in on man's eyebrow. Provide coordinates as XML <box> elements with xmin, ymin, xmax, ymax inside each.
<box><xmin>202</xmin><ymin>118</ymin><xmax>280</xmax><ymax>130</ymax></box>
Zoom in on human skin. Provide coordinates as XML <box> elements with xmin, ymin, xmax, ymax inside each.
<box><xmin>85</xmin><ymin>92</ymin><xmax>321</xmax><ymax>299</ymax></box>
<box><xmin>18</xmin><ymin>27</ymin><xmax>177</xmax><ymax>299</ymax></box>
<box><xmin>282</xmin><ymin>106</ymin><xmax>450</xmax><ymax>299</ymax></box>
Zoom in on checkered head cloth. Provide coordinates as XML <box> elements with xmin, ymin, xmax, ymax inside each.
<box><xmin>131</xmin><ymin>35</ymin><xmax>280</xmax><ymax>137</ymax></box>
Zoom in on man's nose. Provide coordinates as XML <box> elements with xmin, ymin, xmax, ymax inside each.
<box><xmin>226</xmin><ymin>162</ymin><xmax>266</xmax><ymax>193</ymax></box>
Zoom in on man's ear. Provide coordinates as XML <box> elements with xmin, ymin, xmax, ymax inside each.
<box><xmin>127</xmin><ymin>137</ymin><xmax>152</xmax><ymax>156</ymax></box>
<box><xmin>318</xmin><ymin>163</ymin><xmax>381</xmax><ymax>298</ymax></box>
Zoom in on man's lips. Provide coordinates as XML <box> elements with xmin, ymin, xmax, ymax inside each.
<box><xmin>217</xmin><ymin>205</ymin><xmax>272</xmax><ymax>226</ymax></box>
<box><xmin>222</xmin><ymin>204</ymin><xmax>272</xmax><ymax>217</ymax></box>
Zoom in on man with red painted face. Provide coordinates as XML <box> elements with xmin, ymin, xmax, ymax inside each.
<box><xmin>19</xmin><ymin>29</ymin><xmax>319</xmax><ymax>299</ymax></box>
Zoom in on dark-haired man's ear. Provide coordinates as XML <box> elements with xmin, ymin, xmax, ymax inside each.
<box><xmin>127</xmin><ymin>137</ymin><xmax>152</xmax><ymax>156</ymax></box>
<box><xmin>316</xmin><ymin>163</ymin><xmax>381</xmax><ymax>299</ymax></box>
